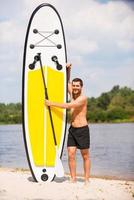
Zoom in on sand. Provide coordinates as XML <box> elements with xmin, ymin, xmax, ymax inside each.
<box><xmin>0</xmin><ymin>167</ymin><xmax>134</xmax><ymax>200</ymax></box>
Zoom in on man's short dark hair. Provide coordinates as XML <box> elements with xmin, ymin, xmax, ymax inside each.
<box><xmin>72</xmin><ymin>78</ymin><xmax>83</xmax><ymax>87</ymax></box>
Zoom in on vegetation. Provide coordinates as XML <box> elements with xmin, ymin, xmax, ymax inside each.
<box><xmin>69</xmin><ymin>85</ymin><xmax>134</xmax><ymax>123</ymax></box>
<box><xmin>87</xmin><ymin>85</ymin><xmax>134</xmax><ymax>123</ymax></box>
<box><xmin>0</xmin><ymin>85</ymin><xmax>134</xmax><ymax>124</ymax></box>
<box><xmin>0</xmin><ymin>103</ymin><xmax>21</xmax><ymax>124</ymax></box>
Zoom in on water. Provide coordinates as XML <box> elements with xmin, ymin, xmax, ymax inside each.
<box><xmin>0</xmin><ymin>123</ymin><xmax>134</xmax><ymax>180</ymax></box>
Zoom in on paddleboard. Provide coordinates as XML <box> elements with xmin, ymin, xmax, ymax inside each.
<box><xmin>22</xmin><ymin>3</ymin><xmax>67</xmax><ymax>182</ymax></box>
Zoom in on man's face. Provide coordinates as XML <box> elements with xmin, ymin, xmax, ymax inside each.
<box><xmin>72</xmin><ymin>81</ymin><xmax>82</xmax><ymax>95</ymax></box>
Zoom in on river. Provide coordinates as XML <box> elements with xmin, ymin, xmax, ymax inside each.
<box><xmin>0</xmin><ymin>123</ymin><xmax>134</xmax><ymax>180</ymax></box>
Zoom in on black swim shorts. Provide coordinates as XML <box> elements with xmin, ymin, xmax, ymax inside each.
<box><xmin>67</xmin><ymin>125</ymin><xmax>90</xmax><ymax>149</ymax></box>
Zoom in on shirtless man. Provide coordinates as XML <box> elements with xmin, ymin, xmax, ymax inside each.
<box><xmin>45</xmin><ymin>64</ymin><xmax>91</xmax><ymax>184</ymax></box>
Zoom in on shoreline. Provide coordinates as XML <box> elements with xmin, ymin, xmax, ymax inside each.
<box><xmin>0</xmin><ymin>166</ymin><xmax>133</xmax><ymax>181</ymax></box>
<box><xmin>0</xmin><ymin>167</ymin><xmax>134</xmax><ymax>200</ymax></box>
<box><xmin>0</xmin><ymin>121</ymin><xmax>134</xmax><ymax>125</ymax></box>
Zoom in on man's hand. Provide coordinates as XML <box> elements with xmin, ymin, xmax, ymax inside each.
<box><xmin>66</xmin><ymin>63</ymin><xmax>72</xmax><ymax>68</ymax></box>
<box><xmin>45</xmin><ymin>99</ymin><xmax>51</xmax><ymax>106</ymax></box>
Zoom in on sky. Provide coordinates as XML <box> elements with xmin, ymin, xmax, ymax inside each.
<box><xmin>0</xmin><ymin>0</ymin><xmax>134</xmax><ymax>103</ymax></box>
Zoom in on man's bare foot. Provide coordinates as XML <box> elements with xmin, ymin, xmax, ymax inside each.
<box><xmin>84</xmin><ymin>179</ymin><xmax>90</xmax><ymax>186</ymax></box>
<box><xmin>70</xmin><ymin>177</ymin><xmax>77</xmax><ymax>183</ymax></box>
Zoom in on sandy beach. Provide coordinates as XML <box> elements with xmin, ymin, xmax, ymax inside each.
<box><xmin>0</xmin><ymin>168</ymin><xmax>134</xmax><ymax>200</ymax></box>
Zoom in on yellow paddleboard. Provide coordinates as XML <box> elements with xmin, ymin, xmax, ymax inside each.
<box><xmin>22</xmin><ymin>3</ymin><xmax>67</xmax><ymax>182</ymax></box>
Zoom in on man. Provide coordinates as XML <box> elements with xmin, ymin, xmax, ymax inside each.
<box><xmin>45</xmin><ymin>64</ymin><xmax>91</xmax><ymax>184</ymax></box>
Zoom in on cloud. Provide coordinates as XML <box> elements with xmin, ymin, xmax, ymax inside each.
<box><xmin>69</xmin><ymin>39</ymin><xmax>99</xmax><ymax>55</ymax></box>
<box><xmin>65</xmin><ymin>0</ymin><xmax>134</xmax><ymax>53</ymax></box>
<box><xmin>1</xmin><ymin>0</ymin><xmax>134</xmax><ymax>52</ymax></box>
<box><xmin>117</xmin><ymin>40</ymin><xmax>134</xmax><ymax>51</ymax></box>
<box><xmin>0</xmin><ymin>0</ymin><xmax>134</xmax><ymax>102</ymax></box>
<box><xmin>0</xmin><ymin>20</ymin><xmax>25</xmax><ymax>45</ymax></box>
<box><xmin>83</xmin><ymin>59</ymin><xmax>134</xmax><ymax>97</ymax></box>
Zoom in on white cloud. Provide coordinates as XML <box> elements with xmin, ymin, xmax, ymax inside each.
<box><xmin>0</xmin><ymin>0</ymin><xmax>134</xmax><ymax>102</ymax></box>
<box><xmin>0</xmin><ymin>20</ymin><xmax>24</xmax><ymax>44</ymax></box>
<box><xmin>64</xmin><ymin>0</ymin><xmax>134</xmax><ymax>53</ymax></box>
<box><xmin>1</xmin><ymin>0</ymin><xmax>134</xmax><ymax>51</ymax></box>
<box><xmin>83</xmin><ymin>59</ymin><xmax>134</xmax><ymax>97</ymax></box>
<box><xmin>117</xmin><ymin>40</ymin><xmax>134</xmax><ymax>51</ymax></box>
<box><xmin>69</xmin><ymin>39</ymin><xmax>99</xmax><ymax>55</ymax></box>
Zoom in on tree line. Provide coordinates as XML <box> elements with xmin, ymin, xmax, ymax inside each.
<box><xmin>0</xmin><ymin>103</ymin><xmax>22</xmax><ymax>124</ymax></box>
<box><xmin>69</xmin><ymin>85</ymin><xmax>134</xmax><ymax>123</ymax></box>
<box><xmin>0</xmin><ymin>85</ymin><xmax>134</xmax><ymax>124</ymax></box>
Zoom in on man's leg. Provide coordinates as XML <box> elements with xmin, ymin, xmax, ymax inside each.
<box><xmin>80</xmin><ymin>149</ymin><xmax>90</xmax><ymax>182</ymax></box>
<box><xmin>67</xmin><ymin>146</ymin><xmax>77</xmax><ymax>182</ymax></box>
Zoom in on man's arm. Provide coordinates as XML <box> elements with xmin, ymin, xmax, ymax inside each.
<box><xmin>66</xmin><ymin>63</ymin><xmax>71</xmax><ymax>82</ymax></box>
<box><xmin>45</xmin><ymin>96</ymin><xmax>87</xmax><ymax>109</ymax></box>
<box><xmin>66</xmin><ymin>63</ymin><xmax>72</xmax><ymax>96</ymax></box>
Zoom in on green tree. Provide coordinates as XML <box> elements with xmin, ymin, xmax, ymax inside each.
<box><xmin>97</xmin><ymin>93</ymin><xmax>110</xmax><ymax>110</ymax></box>
<box><xmin>110</xmin><ymin>85</ymin><xmax>120</xmax><ymax>95</ymax></box>
<box><xmin>107</xmin><ymin>107</ymin><xmax>128</xmax><ymax>121</ymax></box>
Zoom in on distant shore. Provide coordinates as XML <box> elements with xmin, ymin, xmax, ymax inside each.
<box><xmin>0</xmin><ymin>120</ymin><xmax>134</xmax><ymax>125</ymax></box>
<box><xmin>1</xmin><ymin>86</ymin><xmax>134</xmax><ymax>125</ymax></box>
<box><xmin>0</xmin><ymin>167</ymin><xmax>134</xmax><ymax>200</ymax></box>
